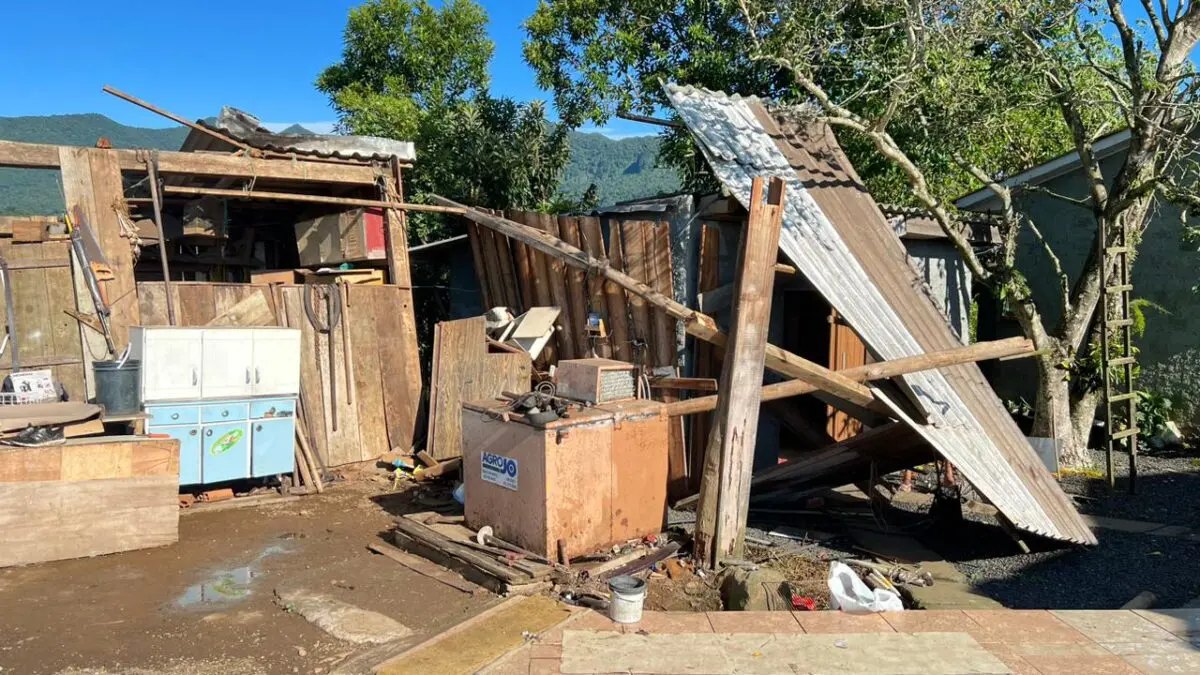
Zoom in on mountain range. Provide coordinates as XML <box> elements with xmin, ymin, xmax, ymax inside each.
<box><xmin>0</xmin><ymin>114</ymin><xmax>680</xmax><ymax>216</ymax></box>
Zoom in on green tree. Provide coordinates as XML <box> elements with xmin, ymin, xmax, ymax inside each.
<box><xmin>319</xmin><ymin>0</ymin><xmax>570</xmax><ymax>243</ymax></box>
<box><xmin>526</xmin><ymin>0</ymin><xmax>1200</xmax><ymax>468</ymax></box>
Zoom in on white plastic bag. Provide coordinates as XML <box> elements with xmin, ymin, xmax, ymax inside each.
<box><xmin>827</xmin><ymin>561</ymin><xmax>904</xmax><ymax>613</ymax></box>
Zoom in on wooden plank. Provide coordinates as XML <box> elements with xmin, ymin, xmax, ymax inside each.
<box><xmin>694</xmin><ymin>177</ymin><xmax>786</xmax><ymax>567</ymax></box>
<box><xmin>619</xmin><ymin>221</ymin><xmax>655</xmax><ymax>364</ymax></box>
<box><xmin>604</xmin><ymin>219</ymin><xmax>631</xmax><ymax>362</ymax></box>
<box><xmin>517</xmin><ymin>211</ymin><xmax>556</xmax><ymax>367</ymax></box>
<box><xmin>60</xmin><ymin>147</ymin><xmax>105</xmax><ymax>397</ymax></box>
<box><xmin>347</xmin><ymin>286</ymin><xmax>389</xmax><ymax>461</ymax></box>
<box><xmin>506</xmin><ymin>214</ymin><xmax>537</xmax><ymax>314</ymax></box>
<box><xmin>0</xmin><ymin>139</ymin><xmax>380</xmax><ymax>185</ymax></box>
<box><xmin>690</xmin><ymin>223</ymin><xmax>721</xmax><ymax>491</ymax></box>
<box><xmin>368</xmin><ymin>542</ymin><xmax>481</xmax><ymax>594</ymax></box>
<box><xmin>175</xmin><ymin>283</ymin><xmax>218</xmax><ymax>326</ymax></box>
<box><xmin>0</xmin><ymin>447</ymin><xmax>62</xmax><ymax>483</ymax></box>
<box><xmin>0</xmin><ymin>475</ymin><xmax>178</xmax><ymax>568</ymax></box>
<box><xmin>464</xmin><ymin>222</ymin><xmax>494</xmax><ymax>309</ymax></box>
<box><xmin>431</xmin><ymin>196</ymin><xmax>880</xmax><ymax>411</ymax></box>
<box><xmin>85</xmin><ymin>149</ymin><xmax>139</xmax><ymax>350</ymax></box>
<box><xmin>130</xmin><ymin>439</ymin><xmax>181</xmax><ymax>478</ymax></box>
<box><xmin>477</xmin><ymin>227</ymin><xmax>507</xmax><ymax>311</ymax></box>
<box><xmin>427</xmin><ymin>317</ymin><xmax>532</xmax><ymax>460</ymax></box>
<box><xmin>367</xmin><ymin>285</ymin><xmax>421</xmax><ymax>454</ymax></box>
<box><xmin>279</xmin><ymin>286</ymin><xmax>330</xmax><ymax>467</ymax></box>
<box><xmin>491</xmin><ymin>220</ymin><xmax>522</xmax><ymax>312</ymax></box>
<box><xmin>136</xmin><ymin>282</ymin><xmax>170</xmax><ymax>326</ymax></box>
<box><xmin>206</xmin><ymin>289</ymin><xmax>276</xmax><ymax>327</ymax></box>
<box><xmin>540</xmin><ymin>213</ymin><xmax>577</xmax><ymax>360</ymax></box>
<box><xmin>6</xmin><ymin>239</ymin><xmax>52</xmax><ymax>365</ymax></box>
<box><xmin>12</xmin><ymin>220</ymin><xmax>44</xmax><ymax>243</ymax></box>
<box><xmin>558</xmin><ymin>216</ymin><xmax>590</xmax><ymax>355</ymax></box>
<box><xmin>646</xmin><ymin>220</ymin><xmax>687</xmax><ymax>500</ymax></box>
<box><xmin>577</xmin><ymin>216</ymin><xmax>612</xmax><ymax>358</ymax></box>
<box><xmin>42</xmin><ymin>241</ymin><xmax>86</xmax><ymax>397</ymax></box>
<box><xmin>319</xmin><ymin>286</ymin><xmax>361</xmax><ymax>467</ymax></box>
<box><xmin>60</xmin><ymin>442</ymin><xmax>134</xmax><ymax>481</ymax></box>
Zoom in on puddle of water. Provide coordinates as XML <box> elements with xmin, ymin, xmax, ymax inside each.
<box><xmin>175</xmin><ymin>543</ymin><xmax>292</xmax><ymax>609</ymax></box>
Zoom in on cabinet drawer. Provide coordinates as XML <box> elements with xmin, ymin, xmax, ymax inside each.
<box><xmin>147</xmin><ymin>405</ymin><xmax>200</xmax><ymax>426</ymax></box>
<box><xmin>200</xmin><ymin>403</ymin><xmax>249</xmax><ymax>423</ymax></box>
<box><xmin>250</xmin><ymin>398</ymin><xmax>296</xmax><ymax>420</ymax></box>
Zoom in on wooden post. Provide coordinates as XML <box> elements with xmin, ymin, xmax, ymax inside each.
<box><xmin>429</xmin><ymin>194</ymin><xmax>879</xmax><ymax>411</ymax></box>
<box><xmin>145</xmin><ymin>153</ymin><xmax>176</xmax><ymax>325</ymax></box>
<box><xmin>693</xmin><ymin>177</ymin><xmax>785</xmax><ymax>567</ymax></box>
<box><xmin>380</xmin><ymin>157</ymin><xmax>423</xmax><ymax>451</ymax></box>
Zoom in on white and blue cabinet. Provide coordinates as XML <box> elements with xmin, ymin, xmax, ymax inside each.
<box><xmin>131</xmin><ymin>327</ymin><xmax>302</xmax><ymax>486</ymax></box>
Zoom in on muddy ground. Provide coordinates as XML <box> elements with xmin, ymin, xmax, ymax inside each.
<box><xmin>0</xmin><ymin>471</ymin><xmax>496</xmax><ymax>675</ymax></box>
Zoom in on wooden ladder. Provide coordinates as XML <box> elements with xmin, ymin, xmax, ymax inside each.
<box><xmin>1100</xmin><ymin>218</ymin><xmax>1138</xmax><ymax>493</ymax></box>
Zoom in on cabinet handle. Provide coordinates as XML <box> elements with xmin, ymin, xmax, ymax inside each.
<box><xmin>189</xmin><ymin>430</ymin><xmax>197</xmax><ymax>436</ymax></box>
<box><xmin>245</xmin><ymin>368</ymin><xmax>251</xmax><ymax>384</ymax></box>
<box><xmin>255</xmin><ymin>424</ymin><xmax>263</xmax><ymax>432</ymax></box>
<box><xmin>255</xmin><ymin>367</ymin><xmax>261</xmax><ymax>384</ymax></box>
<box><xmin>192</xmin><ymin>368</ymin><xmax>198</xmax><ymax>386</ymax></box>
<box><xmin>205</xmin><ymin>429</ymin><xmax>213</xmax><ymax>437</ymax></box>
<box><xmin>171</xmin><ymin>413</ymin><xmax>179</xmax><ymax>420</ymax></box>
<box><xmin>221</xmin><ymin>410</ymin><xmax>229</xmax><ymax>418</ymax></box>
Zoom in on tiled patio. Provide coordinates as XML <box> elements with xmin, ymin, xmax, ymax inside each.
<box><xmin>481</xmin><ymin>608</ymin><xmax>1200</xmax><ymax>674</ymax></box>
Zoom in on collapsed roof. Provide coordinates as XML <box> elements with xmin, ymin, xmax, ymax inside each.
<box><xmin>181</xmin><ymin>107</ymin><xmax>416</xmax><ymax>163</ymax></box>
<box><xmin>664</xmin><ymin>84</ymin><xmax>1095</xmax><ymax>545</ymax></box>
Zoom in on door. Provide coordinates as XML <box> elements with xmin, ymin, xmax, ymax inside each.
<box><xmin>827</xmin><ymin>309</ymin><xmax>867</xmax><ymax>441</ymax></box>
<box><xmin>141</xmin><ymin>330</ymin><xmax>203</xmax><ymax>401</ymax></box>
<box><xmin>201</xmin><ymin>421</ymin><xmax>251</xmax><ymax>483</ymax></box>
<box><xmin>201</xmin><ymin>329</ymin><xmax>255</xmax><ymax>399</ymax></box>
<box><xmin>158</xmin><ymin>425</ymin><xmax>202</xmax><ymax>485</ymax></box>
<box><xmin>251</xmin><ymin>418</ymin><xmax>295</xmax><ymax>477</ymax></box>
<box><xmin>251</xmin><ymin>329</ymin><xmax>301</xmax><ymax>396</ymax></box>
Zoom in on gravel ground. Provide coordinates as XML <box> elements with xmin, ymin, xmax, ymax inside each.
<box><xmin>1059</xmin><ymin>446</ymin><xmax>1200</xmax><ymax>527</ymax></box>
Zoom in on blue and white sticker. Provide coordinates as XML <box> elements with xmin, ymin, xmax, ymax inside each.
<box><xmin>480</xmin><ymin>451</ymin><xmax>519</xmax><ymax>491</ymax></box>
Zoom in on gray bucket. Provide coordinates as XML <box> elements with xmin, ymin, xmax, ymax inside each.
<box><xmin>607</xmin><ymin>575</ymin><xmax>648</xmax><ymax>624</ymax></box>
<box><xmin>93</xmin><ymin>359</ymin><xmax>141</xmax><ymax>415</ymax></box>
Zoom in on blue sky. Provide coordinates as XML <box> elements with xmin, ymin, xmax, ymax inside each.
<box><xmin>0</xmin><ymin>0</ymin><xmax>647</xmax><ymax>138</ymax></box>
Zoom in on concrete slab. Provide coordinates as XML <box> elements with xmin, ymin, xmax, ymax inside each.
<box><xmin>1052</xmin><ymin>609</ymin><xmax>1181</xmax><ymax>643</ymax></box>
<box><xmin>273</xmin><ymin>589</ymin><xmax>412</xmax><ymax>645</ymax></box>
<box><xmin>1081</xmin><ymin>515</ymin><xmax>1164</xmax><ymax>533</ymax></box>
<box><xmin>559</xmin><ymin>630</ymin><xmax>1008</xmax><ymax>675</ymax></box>
<box><xmin>1133</xmin><ymin>609</ymin><xmax>1200</xmax><ymax>638</ymax></box>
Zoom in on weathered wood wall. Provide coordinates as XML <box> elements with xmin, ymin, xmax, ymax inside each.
<box><xmin>0</xmin><ymin>217</ymin><xmax>87</xmax><ymax>398</ymax></box>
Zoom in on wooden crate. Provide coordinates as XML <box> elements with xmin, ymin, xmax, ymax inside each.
<box><xmin>0</xmin><ymin>437</ymin><xmax>180</xmax><ymax>567</ymax></box>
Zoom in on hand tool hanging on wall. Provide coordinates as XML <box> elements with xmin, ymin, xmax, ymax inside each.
<box><xmin>302</xmin><ymin>283</ymin><xmax>343</xmax><ymax>430</ymax></box>
<box><xmin>65</xmin><ymin>206</ymin><xmax>117</xmax><ymax>356</ymax></box>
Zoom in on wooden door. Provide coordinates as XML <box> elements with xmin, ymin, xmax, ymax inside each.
<box><xmin>141</xmin><ymin>329</ymin><xmax>203</xmax><ymax>401</ymax></box>
<box><xmin>827</xmin><ymin>309</ymin><xmax>867</xmax><ymax>441</ymax></box>
<box><xmin>200</xmin><ymin>329</ymin><xmax>254</xmax><ymax>399</ymax></box>
<box><xmin>251</xmin><ymin>329</ymin><xmax>301</xmax><ymax>396</ymax></box>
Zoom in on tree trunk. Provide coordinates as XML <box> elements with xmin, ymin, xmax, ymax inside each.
<box><xmin>1030</xmin><ymin>348</ymin><xmax>1093</xmax><ymax>467</ymax></box>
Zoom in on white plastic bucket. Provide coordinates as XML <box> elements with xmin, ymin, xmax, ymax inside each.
<box><xmin>607</xmin><ymin>575</ymin><xmax>647</xmax><ymax>624</ymax></box>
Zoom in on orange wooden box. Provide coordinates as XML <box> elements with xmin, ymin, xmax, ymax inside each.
<box><xmin>461</xmin><ymin>398</ymin><xmax>668</xmax><ymax>559</ymax></box>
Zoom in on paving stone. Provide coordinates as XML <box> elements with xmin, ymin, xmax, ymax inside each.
<box><xmin>963</xmin><ymin>610</ymin><xmax>1090</xmax><ymax>644</ymax></box>
<box><xmin>533</xmin><ymin>643</ymin><xmax>564</xmax><ymax>659</ymax></box>
<box><xmin>705</xmin><ymin>611</ymin><xmax>802</xmax><ymax>634</ymax></box>
<box><xmin>540</xmin><ymin>611</ymin><xmax>603</xmax><ymax>645</ymax></box>
<box><xmin>619</xmin><ymin>611</ymin><xmax>714</xmax><ymax>634</ymax></box>
<box><xmin>570</xmin><ymin>611</ymin><xmax>624</xmax><ymax>632</ymax></box>
<box><xmin>978</xmin><ymin>643</ymin><xmax>1040</xmax><ymax>675</ymax></box>
<box><xmin>478</xmin><ymin>644</ymin><xmax>532</xmax><ymax>675</ymax></box>
<box><xmin>559</xmin><ymin>630</ymin><xmax>1006</xmax><ymax>675</ymax></box>
<box><xmin>794</xmin><ymin>611</ymin><xmax>895</xmax><ymax>634</ymax></box>
<box><xmin>1100</xmin><ymin>640</ymin><xmax>1200</xmax><ymax>656</ymax></box>
<box><xmin>1018</xmin><ymin>653</ymin><xmax>1143</xmax><ymax>674</ymax></box>
<box><xmin>1120</xmin><ymin>650</ymin><xmax>1200</xmax><ymax>674</ymax></box>
<box><xmin>1133</xmin><ymin>609</ymin><xmax>1200</xmax><ymax>638</ymax></box>
<box><xmin>530</xmin><ymin>657</ymin><xmax>565</xmax><ymax>675</ymax></box>
<box><xmin>1052</xmin><ymin>609</ymin><xmax>1180</xmax><ymax>643</ymax></box>
<box><xmin>881</xmin><ymin>610</ymin><xmax>971</xmax><ymax>633</ymax></box>
<box><xmin>1008</xmin><ymin>642</ymin><xmax>1112</xmax><ymax>657</ymax></box>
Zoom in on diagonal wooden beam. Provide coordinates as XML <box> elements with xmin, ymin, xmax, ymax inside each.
<box><xmin>431</xmin><ymin>194</ymin><xmax>879</xmax><ymax>409</ymax></box>
<box><xmin>664</xmin><ymin>336</ymin><xmax>1035</xmax><ymax>417</ymax></box>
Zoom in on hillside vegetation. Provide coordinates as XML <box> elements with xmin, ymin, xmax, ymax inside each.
<box><xmin>0</xmin><ymin>114</ymin><xmax>679</xmax><ymax>216</ymax></box>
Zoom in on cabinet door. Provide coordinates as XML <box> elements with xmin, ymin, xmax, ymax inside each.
<box><xmin>251</xmin><ymin>329</ymin><xmax>301</xmax><ymax>396</ymax></box>
<box><xmin>251</xmin><ymin>418</ymin><xmax>295</xmax><ymax>477</ymax></box>
<box><xmin>200</xmin><ymin>329</ymin><xmax>255</xmax><ymax>399</ymax></box>
<box><xmin>157</xmin><ymin>425</ymin><xmax>202</xmax><ymax>485</ymax></box>
<box><xmin>142</xmin><ymin>330</ymin><xmax>203</xmax><ymax>401</ymax></box>
<box><xmin>201</xmin><ymin>421</ymin><xmax>250</xmax><ymax>483</ymax></box>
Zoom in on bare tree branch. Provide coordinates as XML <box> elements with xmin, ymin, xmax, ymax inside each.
<box><xmin>1025</xmin><ymin>216</ymin><xmax>1073</xmax><ymax>314</ymax></box>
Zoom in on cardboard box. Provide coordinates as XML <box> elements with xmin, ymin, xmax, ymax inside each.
<box><xmin>294</xmin><ymin>207</ymin><xmax>387</xmax><ymax>266</ymax></box>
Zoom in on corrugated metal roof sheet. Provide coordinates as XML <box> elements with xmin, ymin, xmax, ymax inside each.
<box><xmin>181</xmin><ymin>107</ymin><xmax>416</xmax><ymax>162</ymax></box>
<box><xmin>665</xmin><ymin>84</ymin><xmax>1094</xmax><ymax>545</ymax></box>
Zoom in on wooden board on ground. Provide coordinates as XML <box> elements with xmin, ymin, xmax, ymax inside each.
<box><xmin>427</xmin><ymin>316</ymin><xmax>532</xmax><ymax>460</ymax></box>
<box><xmin>368</xmin><ymin>542</ymin><xmax>482</xmax><ymax>594</ymax></box>
<box><xmin>392</xmin><ymin>516</ymin><xmax>549</xmax><ymax>595</ymax></box>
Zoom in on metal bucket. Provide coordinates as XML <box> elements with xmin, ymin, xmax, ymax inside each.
<box><xmin>93</xmin><ymin>359</ymin><xmax>141</xmax><ymax>415</ymax></box>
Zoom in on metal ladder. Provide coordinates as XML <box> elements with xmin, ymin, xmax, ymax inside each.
<box><xmin>1100</xmin><ymin>218</ymin><xmax>1138</xmax><ymax>493</ymax></box>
